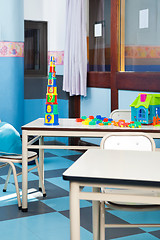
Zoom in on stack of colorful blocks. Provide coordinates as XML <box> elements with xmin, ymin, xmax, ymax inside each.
<box><xmin>44</xmin><ymin>56</ymin><xmax>59</xmax><ymax>125</ymax></box>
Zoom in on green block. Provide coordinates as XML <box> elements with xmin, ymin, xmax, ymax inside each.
<box><xmin>89</xmin><ymin>121</ymin><xmax>96</xmax><ymax>125</ymax></box>
<box><xmin>53</xmin><ymin>104</ymin><xmax>58</xmax><ymax>114</ymax></box>
<box><xmin>82</xmin><ymin>116</ymin><xmax>87</xmax><ymax>120</ymax></box>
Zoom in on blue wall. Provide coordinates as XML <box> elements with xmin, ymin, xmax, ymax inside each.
<box><xmin>0</xmin><ymin>0</ymin><xmax>24</xmax><ymax>41</ymax></box>
<box><xmin>0</xmin><ymin>57</ymin><xmax>24</xmax><ymax>132</ymax></box>
<box><xmin>24</xmin><ymin>99</ymin><xmax>69</xmax><ymax>124</ymax></box>
<box><xmin>0</xmin><ymin>0</ymin><xmax>24</xmax><ymax>133</ymax></box>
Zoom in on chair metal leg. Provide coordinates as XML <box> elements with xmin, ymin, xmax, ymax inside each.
<box><xmin>35</xmin><ymin>158</ymin><xmax>46</xmax><ymax>196</ymax></box>
<box><xmin>100</xmin><ymin>201</ymin><xmax>105</xmax><ymax>240</ymax></box>
<box><xmin>3</xmin><ymin>165</ymin><xmax>12</xmax><ymax>192</ymax></box>
<box><xmin>8</xmin><ymin>162</ymin><xmax>22</xmax><ymax>209</ymax></box>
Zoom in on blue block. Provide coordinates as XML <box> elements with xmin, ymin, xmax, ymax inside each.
<box><xmin>53</xmin><ymin>114</ymin><xmax>59</xmax><ymax>125</ymax></box>
<box><xmin>108</xmin><ymin>118</ymin><xmax>113</xmax><ymax>121</ymax></box>
<box><xmin>53</xmin><ymin>78</ymin><xmax>57</xmax><ymax>87</ymax></box>
<box><xmin>96</xmin><ymin>115</ymin><xmax>102</xmax><ymax>120</ymax></box>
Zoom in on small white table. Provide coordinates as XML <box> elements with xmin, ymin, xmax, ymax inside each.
<box><xmin>63</xmin><ymin>149</ymin><xmax>160</xmax><ymax>240</ymax></box>
<box><xmin>21</xmin><ymin>118</ymin><xmax>160</xmax><ymax>211</ymax></box>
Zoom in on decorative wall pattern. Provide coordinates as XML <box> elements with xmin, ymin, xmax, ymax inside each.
<box><xmin>48</xmin><ymin>51</ymin><xmax>64</xmax><ymax>65</ymax></box>
<box><xmin>0</xmin><ymin>42</ymin><xmax>24</xmax><ymax>57</ymax></box>
<box><xmin>125</xmin><ymin>46</ymin><xmax>160</xmax><ymax>59</ymax></box>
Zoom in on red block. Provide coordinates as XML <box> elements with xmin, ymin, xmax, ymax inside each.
<box><xmin>76</xmin><ymin>118</ymin><xmax>83</xmax><ymax>122</ymax></box>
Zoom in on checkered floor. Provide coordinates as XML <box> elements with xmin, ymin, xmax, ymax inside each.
<box><xmin>0</xmin><ymin>149</ymin><xmax>160</xmax><ymax>240</ymax></box>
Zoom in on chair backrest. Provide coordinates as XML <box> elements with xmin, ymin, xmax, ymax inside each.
<box><xmin>100</xmin><ymin>132</ymin><xmax>155</xmax><ymax>151</ymax></box>
<box><xmin>110</xmin><ymin>109</ymin><xmax>131</xmax><ymax>122</ymax></box>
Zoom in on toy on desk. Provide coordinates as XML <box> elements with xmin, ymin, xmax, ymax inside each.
<box><xmin>112</xmin><ymin>119</ymin><xmax>141</xmax><ymax>128</ymax></box>
<box><xmin>76</xmin><ymin>116</ymin><xmax>142</xmax><ymax>128</ymax></box>
<box><xmin>76</xmin><ymin>115</ymin><xmax>113</xmax><ymax>126</ymax></box>
<box><xmin>44</xmin><ymin>56</ymin><xmax>59</xmax><ymax>125</ymax></box>
<box><xmin>153</xmin><ymin>115</ymin><xmax>160</xmax><ymax>126</ymax></box>
<box><xmin>128</xmin><ymin>121</ymin><xmax>141</xmax><ymax>128</ymax></box>
<box><xmin>130</xmin><ymin>93</ymin><xmax>160</xmax><ymax>124</ymax></box>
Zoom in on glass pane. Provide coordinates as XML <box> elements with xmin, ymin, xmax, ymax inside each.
<box><xmin>24</xmin><ymin>29</ymin><xmax>40</xmax><ymax>70</ymax></box>
<box><xmin>124</xmin><ymin>0</ymin><xmax>160</xmax><ymax>72</ymax></box>
<box><xmin>89</xmin><ymin>0</ymin><xmax>111</xmax><ymax>72</ymax></box>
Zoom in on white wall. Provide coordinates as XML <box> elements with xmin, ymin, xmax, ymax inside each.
<box><xmin>44</xmin><ymin>0</ymin><xmax>66</xmax><ymax>51</ymax></box>
<box><xmin>24</xmin><ymin>0</ymin><xmax>66</xmax><ymax>51</ymax></box>
<box><xmin>24</xmin><ymin>0</ymin><xmax>44</xmax><ymax>21</ymax></box>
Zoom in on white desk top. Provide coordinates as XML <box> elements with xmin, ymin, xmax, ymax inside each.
<box><xmin>22</xmin><ymin>118</ymin><xmax>160</xmax><ymax>133</ymax></box>
<box><xmin>63</xmin><ymin>149</ymin><xmax>160</xmax><ymax>187</ymax></box>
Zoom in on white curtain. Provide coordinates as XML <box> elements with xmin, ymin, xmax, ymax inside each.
<box><xmin>63</xmin><ymin>0</ymin><xmax>87</xmax><ymax>97</ymax></box>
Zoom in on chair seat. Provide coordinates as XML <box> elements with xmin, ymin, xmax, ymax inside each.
<box><xmin>106</xmin><ymin>201</ymin><xmax>160</xmax><ymax>211</ymax></box>
<box><xmin>0</xmin><ymin>122</ymin><xmax>46</xmax><ymax>209</ymax></box>
<box><xmin>0</xmin><ymin>151</ymin><xmax>37</xmax><ymax>161</ymax></box>
<box><xmin>103</xmin><ymin>187</ymin><xmax>160</xmax><ymax>211</ymax></box>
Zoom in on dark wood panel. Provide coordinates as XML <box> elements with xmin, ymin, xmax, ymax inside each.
<box><xmin>69</xmin><ymin>96</ymin><xmax>80</xmax><ymax>145</ymax></box>
<box><xmin>69</xmin><ymin>96</ymin><xmax>80</xmax><ymax>118</ymax></box>
<box><xmin>116</xmin><ymin>72</ymin><xmax>160</xmax><ymax>92</ymax></box>
<box><xmin>110</xmin><ymin>0</ymin><xmax>119</xmax><ymax>110</ymax></box>
<box><xmin>87</xmin><ymin>72</ymin><xmax>110</xmax><ymax>88</ymax></box>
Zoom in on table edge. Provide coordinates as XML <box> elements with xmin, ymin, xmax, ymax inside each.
<box><xmin>62</xmin><ymin>175</ymin><xmax>160</xmax><ymax>188</ymax></box>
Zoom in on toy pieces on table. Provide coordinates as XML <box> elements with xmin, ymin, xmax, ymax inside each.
<box><xmin>128</xmin><ymin>121</ymin><xmax>141</xmax><ymax>128</ymax></box>
<box><xmin>112</xmin><ymin>119</ymin><xmax>141</xmax><ymax>128</ymax></box>
<box><xmin>76</xmin><ymin>115</ymin><xmax>113</xmax><ymax>126</ymax></box>
<box><xmin>76</xmin><ymin>118</ymin><xmax>83</xmax><ymax>122</ymax></box>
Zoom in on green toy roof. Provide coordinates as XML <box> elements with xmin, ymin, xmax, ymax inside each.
<box><xmin>130</xmin><ymin>94</ymin><xmax>160</xmax><ymax>108</ymax></box>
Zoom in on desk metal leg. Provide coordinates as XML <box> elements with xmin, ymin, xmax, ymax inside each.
<box><xmin>22</xmin><ymin>130</ymin><xmax>28</xmax><ymax>211</ymax></box>
<box><xmin>92</xmin><ymin>187</ymin><xmax>101</xmax><ymax>240</ymax></box>
<box><xmin>39</xmin><ymin>136</ymin><xmax>44</xmax><ymax>190</ymax></box>
<box><xmin>70</xmin><ymin>182</ymin><xmax>80</xmax><ymax>240</ymax></box>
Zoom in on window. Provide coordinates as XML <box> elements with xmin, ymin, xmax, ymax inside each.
<box><xmin>122</xmin><ymin>0</ymin><xmax>160</xmax><ymax>72</ymax></box>
<box><xmin>138</xmin><ymin>108</ymin><xmax>146</xmax><ymax>120</ymax></box>
<box><xmin>24</xmin><ymin>21</ymin><xmax>47</xmax><ymax>77</ymax></box>
<box><xmin>156</xmin><ymin>107</ymin><xmax>160</xmax><ymax>116</ymax></box>
<box><xmin>89</xmin><ymin>0</ymin><xmax>111</xmax><ymax>72</ymax></box>
<box><xmin>88</xmin><ymin>0</ymin><xmax>160</xmax><ymax>111</ymax></box>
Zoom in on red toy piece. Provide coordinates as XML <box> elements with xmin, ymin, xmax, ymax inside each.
<box><xmin>103</xmin><ymin>118</ymin><xmax>108</xmax><ymax>122</ymax></box>
<box><xmin>76</xmin><ymin>118</ymin><xmax>83</xmax><ymax>122</ymax></box>
<box><xmin>89</xmin><ymin>116</ymin><xmax>94</xmax><ymax>119</ymax></box>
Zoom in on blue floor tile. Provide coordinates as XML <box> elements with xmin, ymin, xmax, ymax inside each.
<box><xmin>35</xmin><ymin>157</ymin><xmax>73</xmax><ymax>171</ymax></box>
<box><xmin>46</xmin><ymin>176</ymin><xmax>69</xmax><ymax>191</ymax></box>
<box><xmin>109</xmin><ymin>209</ymin><xmax>160</xmax><ymax>232</ymax></box>
<box><xmin>41</xmin><ymin>196</ymin><xmax>92</xmax><ymax>211</ymax></box>
<box><xmin>0</xmin><ymin>171</ymin><xmax>39</xmax><ymax>184</ymax></box>
<box><xmin>44</xmin><ymin>149</ymin><xmax>81</xmax><ymax>157</ymax></box>
<box><xmin>10</xmin><ymin>211</ymin><xmax>92</xmax><ymax>240</ymax></box>
<box><xmin>114</xmin><ymin>232</ymin><xmax>159</xmax><ymax>240</ymax></box>
<box><xmin>1</xmin><ymin>149</ymin><xmax>160</xmax><ymax>240</ymax></box>
<box><xmin>0</xmin><ymin>219</ymin><xmax>40</xmax><ymax>240</ymax></box>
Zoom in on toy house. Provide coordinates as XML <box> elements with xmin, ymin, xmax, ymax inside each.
<box><xmin>130</xmin><ymin>93</ymin><xmax>160</xmax><ymax>124</ymax></box>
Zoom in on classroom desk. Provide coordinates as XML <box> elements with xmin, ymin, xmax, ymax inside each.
<box><xmin>63</xmin><ymin>149</ymin><xmax>160</xmax><ymax>240</ymax></box>
<box><xmin>21</xmin><ymin>118</ymin><xmax>160</xmax><ymax>211</ymax></box>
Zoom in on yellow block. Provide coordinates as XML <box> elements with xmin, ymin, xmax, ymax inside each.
<box><xmin>45</xmin><ymin>114</ymin><xmax>54</xmax><ymax>124</ymax></box>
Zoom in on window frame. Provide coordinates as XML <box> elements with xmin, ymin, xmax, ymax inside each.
<box><xmin>24</xmin><ymin>20</ymin><xmax>47</xmax><ymax>77</ymax></box>
<box><xmin>88</xmin><ymin>0</ymin><xmax>160</xmax><ymax>111</ymax></box>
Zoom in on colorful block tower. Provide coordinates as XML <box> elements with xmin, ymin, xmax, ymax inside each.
<box><xmin>44</xmin><ymin>56</ymin><xmax>59</xmax><ymax>125</ymax></box>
